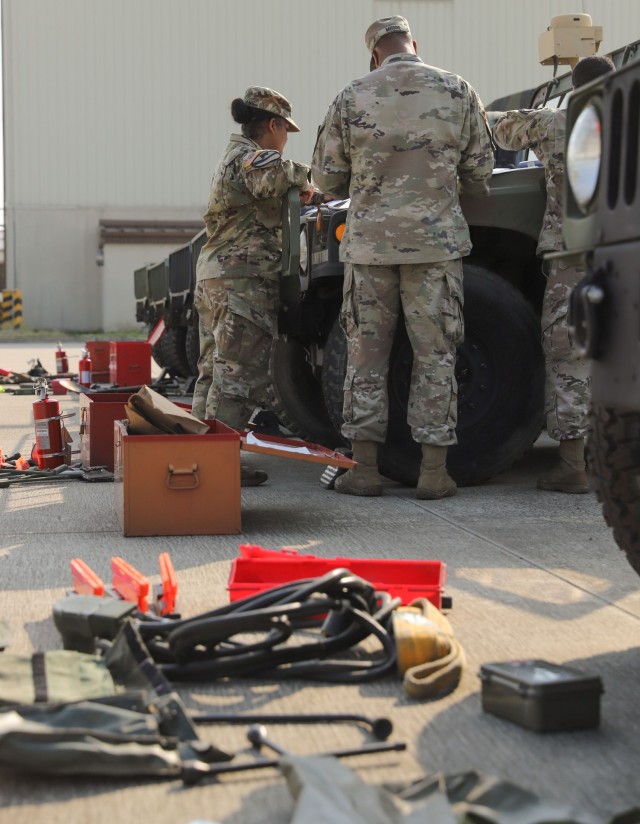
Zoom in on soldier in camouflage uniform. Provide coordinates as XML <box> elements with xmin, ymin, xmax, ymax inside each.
<box><xmin>493</xmin><ymin>54</ymin><xmax>614</xmax><ymax>494</ymax></box>
<box><xmin>312</xmin><ymin>16</ymin><xmax>493</xmax><ymax>498</ymax></box>
<box><xmin>193</xmin><ymin>86</ymin><xmax>313</xmax><ymax>485</ymax></box>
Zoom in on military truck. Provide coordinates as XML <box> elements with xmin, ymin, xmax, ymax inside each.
<box><xmin>136</xmin><ymin>29</ymin><xmax>639</xmax><ymax>488</ymax></box>
<box><xmin>561</xmin><ymin>51</ymin><xmax>640</xmax><ymax>575</ymax></box>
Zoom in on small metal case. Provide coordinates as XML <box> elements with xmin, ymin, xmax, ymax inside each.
<box><xmin>479</xmin><ymin>659</ymin><xmax>603</xmax><ymax>732</ymax></box>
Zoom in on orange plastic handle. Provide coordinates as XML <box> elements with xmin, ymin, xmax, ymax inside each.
<box><xmin>111</xmin><ymin>557</ymin><xmax>149</xmax><ymax>612</ymax></box>
<box><xmin>158</xmin><ymin>552</ymin><xmax>177</xmax><ymax>615</ymax></box>
<box><xmin>70</xmin><ymin>558</ymin><xmax>105</xmax><ymax>597</ymax></box>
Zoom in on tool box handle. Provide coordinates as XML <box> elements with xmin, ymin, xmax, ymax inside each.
<box><xmin>166</xmin><ymin>463</ymin><xmax>199</xmax><ymax>490</ymax></box>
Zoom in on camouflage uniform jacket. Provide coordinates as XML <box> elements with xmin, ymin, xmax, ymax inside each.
<box><xmin>311</xmin><ymin>53</ymin><xmax>493</xmax><ymax>265</ymax></box>
<box><xmin>197</xmin><ymin>134</ymin><xmax>310</xmax><ymax>281</ymax></box>
<box><xmin>493</xmin><ymin>108</ymin><xmax>565</xmax><ymax>253</ymax></box>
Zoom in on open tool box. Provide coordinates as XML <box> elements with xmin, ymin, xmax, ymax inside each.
<box><xmin>114</xmin><ymin>425</ymin><xmax>356</xmax><ymax>537</ymax></box>
<box><xmin>227</xmin><ymin>544</ymin><xmax>448</xmax><ymax>608</ymax></box>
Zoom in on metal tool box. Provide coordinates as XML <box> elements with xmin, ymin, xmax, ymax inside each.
<box><xmin>479</xmin><ymin>659</ymin><xmax>603</xmax><ymax>732</ymax></box>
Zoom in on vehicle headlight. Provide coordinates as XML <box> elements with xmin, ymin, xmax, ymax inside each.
<box><xmin>567</xmin><ymin>103</ymin><xmax>602</xmax><ymax>212</ymax></box>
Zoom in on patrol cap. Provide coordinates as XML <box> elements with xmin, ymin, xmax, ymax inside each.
<box><xmin>365</xmin><ymin>15</ymin><xmax>411</xmax><ymax>53</ymax></box>
<box><xmin>243</xmin><ymin>86</ymin><xmax>300</xmax><ymax>132</ymax></box>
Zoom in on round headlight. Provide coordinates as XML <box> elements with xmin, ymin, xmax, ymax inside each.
<box><xmin>567</xmin><ymin>103</ymin><xmax>602</xmax><ymax>212</ymax></box>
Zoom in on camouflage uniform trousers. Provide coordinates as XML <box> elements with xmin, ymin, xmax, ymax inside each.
<box><xmin>340</xmin><ymin>260</ymin><xmax>464</xmax><ymax>446</ymax></box>
<box><xmin>192</xmin><ymin>276</ymin><xmax>279</xmax><ymax>429</ymax></box>
<box><xmin>541</xmin><ymin>258</ymin><xmax>590</xmax><ymax>441</ymax></box>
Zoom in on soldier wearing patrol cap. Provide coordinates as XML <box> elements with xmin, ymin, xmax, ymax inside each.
<box><xmin>194</xmin><ymin>86</ymin><xmax>313</xmax><ymax>486</ymax></box>
<box><xmin>312</xmin><ymin>16</ymin><xmax>493</xmax><ymax>499</ymax></box>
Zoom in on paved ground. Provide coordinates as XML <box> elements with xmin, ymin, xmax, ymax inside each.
<box><xmin>0</xmin><ymin>342</ymin><xmax>639</xmax><ymax>824</ymax></box>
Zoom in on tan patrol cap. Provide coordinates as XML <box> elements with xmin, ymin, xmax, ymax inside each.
<box><xmin>243</xmin><ymin>86</ymin><xmax>300</xmax><ymax>132</ymax></box>
<box><xmin>365</xmin><ymin>15</ymin><xmax>411</xmax><ymax>53</ymax></box>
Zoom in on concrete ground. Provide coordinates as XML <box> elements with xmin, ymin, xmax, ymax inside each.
<box><xmin>0</xmin><ymin>342</ymin><xmax>639</xmax><ymax>824</ymax></box>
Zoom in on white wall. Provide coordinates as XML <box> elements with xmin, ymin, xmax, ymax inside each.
<box><xmin>3</xmin><ymin>0</ymin><xmax>639</xmax><ymax>330</ymax></box>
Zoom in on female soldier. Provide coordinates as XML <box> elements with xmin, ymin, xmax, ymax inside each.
<box><xmin>193</xmin><ymin>86</ymin><xmax>312</xmax><ymax>485</ymax></box>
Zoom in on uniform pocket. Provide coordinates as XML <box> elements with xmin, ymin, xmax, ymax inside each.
<box><xmin>340</xmin><ymin>264</ymin><xmax>358</xmax><ymax>339</ymax></box>
<box><xmin>443</xmin><ymin>272</ymin><xmax>464</xmax><ymax>345</ymax></box>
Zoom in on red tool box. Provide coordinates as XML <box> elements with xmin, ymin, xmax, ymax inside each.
<box><xmin>227</xmin><ymin>544</ymin><xmax>448</xmax><ymax>608</ymax></box>
<box><xmin>109</xmin><ymin>341</ymin><xmax>152</xmax><ymax>387</ymax></box>
<box><xmin>80</xmin><ymin>392</ymin><xmax>134</xmax><ymax>470</ymax></box>
<box><xmin>85</xmin><ymin>340</ymin><xmax>111</xmax><ymax>383</ymax></box>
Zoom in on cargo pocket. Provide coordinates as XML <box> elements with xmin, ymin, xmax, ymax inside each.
<box><xmin>342</xmin><ymin>365</ymin><xmax>356</xmax><ymax>423</ymax></box>
<box><xmin>443</xmin><ymin>272</ymin><xmax>464</xmax><ymax>345</ymax></box>
<box><xmin>218</xmin><ymin>290</ymin><xmax>276</xmax><ymax>366</ymax></box>
<box><xmin>340</xmin><ymin>265</ymin><xmax>359</xmax><ymax>339</ymax></box>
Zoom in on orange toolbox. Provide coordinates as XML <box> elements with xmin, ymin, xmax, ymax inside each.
<box><xmin>228</xmin><ymin>544</ymin><xmax>448</xmax><ymax>608</ymax></box>
<box><xmin>114</xmin><ymin>418</ymin><xmax>242</xmax><ymax>536</ymax></box>
<box><xmin>109</xmin><ymin>341</ymin><xmax>152</xmax><ymax>387</ymax></box>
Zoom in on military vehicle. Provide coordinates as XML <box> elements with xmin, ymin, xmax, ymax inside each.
<box><xmin>562</xmin><ymin>50</ymin><xmax>640</xmax><ymax>576</ymax></box>
<box><xmin>135</xmin><ymin>22</ymin><xmax>638</xmax><ymax>488</ymax></box>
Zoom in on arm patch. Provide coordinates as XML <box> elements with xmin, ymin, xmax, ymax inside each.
<box><xmin>243</xmin><ymin>150</ymin><xmax>282</xmax><ymax>170</ymax></box>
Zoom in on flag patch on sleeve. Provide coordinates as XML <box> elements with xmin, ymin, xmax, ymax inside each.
<box><xmin>243</xmin><ymin>150</ymin><xmax>281</xmax><ymax>170</ymax></box>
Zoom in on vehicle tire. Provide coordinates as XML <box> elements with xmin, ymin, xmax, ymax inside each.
<box><xmin>159</xmin><ymin>327</ymin><xmax>191</xmax><ymax>379</ymax></box>
<box><xmin>321</xmin><ymin>264</ymin><xmax>545</xmax><ymax>486</ymax></box>
<box><xmin>185</xmin><ymin>325</ymin><xmax>200</xmax><ymax>377</ymax></box>
<box><xmin>270</xmin><ymin>336</ymin><xmax>345</xmax><ymax>447</ymax></box>
<box><xmin>588</xmin><ymin>405</ymin><xmax>640</xmax><ymax>576</ymax></box>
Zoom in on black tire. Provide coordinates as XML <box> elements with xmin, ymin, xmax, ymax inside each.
<box><xmin>321</xmin><ymin>264</ymin><xmax>545</xmax><ymax>486</ymax></box>
<box><xmin>160</xmin><ymin>327</ymin><xmax>191</xmax><ymax>379</ymax></box>
<box><xmin>270</xmin><ymin>336</ymin><xmax>345</xmax><ymax>447</ymax></box>
<box><xmin>185</xmin><ymin>325</ymin><xmax>200</xmax><ymax>377</ymax></box>
<box><xmin>588</xmin><ymin>405</ymin><xmax>640</xmax><ymax>576</ymax></box>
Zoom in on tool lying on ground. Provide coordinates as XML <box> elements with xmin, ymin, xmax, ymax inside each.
<box><xmin>181</xmin><ymin>727</ymin><xmax>406</xmax><ymax>786</ymax></box>
<box><xmin>0</xmin><ymin>461</ymin><xmax>112</xmax><ymax>488</ymax></box>
<box><xmin>192</xmin><ymin>711</ymin><xmax>393</xmax><ymax>741</ymax></box>
<box><xmin>70</xmin><ymin>552</ymin><xmax>178</xmax><ymax>616</ymax></box>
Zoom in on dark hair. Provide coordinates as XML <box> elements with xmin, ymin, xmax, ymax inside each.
<box><xmin>572</xmin><ymin>55</ymin><xmax>615</xmax><ymax>89</ymax></box>
<box><xmin>231</xmin><ymin>98</ymin><xmax>284</xmax><ymax>140</ymax></box>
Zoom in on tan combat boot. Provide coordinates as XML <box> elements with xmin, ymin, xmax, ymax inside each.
<box><xmin>537</xmin><ymin>437</ymin><xmax>589</xmax><ymax>493</ymax></box>
<box><xmin>335</xmin><ymin>441</ymin><xmax>383</xmax><ymax>497</ymax></box>
<box><xmin>241</xmin><ymin>464</ymin><xmax>268</xmax><ymax>487</ymax></box>
<box><xmin>416</xmin><ymin>445</ymin><xmax>457</xmax><ymax>500</ymax></box>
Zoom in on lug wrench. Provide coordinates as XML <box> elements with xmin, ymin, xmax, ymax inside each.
<box><xmin>181</xmin><ymin>736</ymin><xmax>406</xmax><ymax>786</ymax></box>
<box><xmin>191</xmin><ymin>711</ymin><xmax>393</xmax><ymax>741</ymax></box>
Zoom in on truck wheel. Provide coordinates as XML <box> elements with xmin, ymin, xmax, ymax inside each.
<box><xmin>321</xmin><ymin>264</ymin><xmax>544</xmax><ymax>486</ymax></box>
<box><xmin>185</xmin><ymin>325</ymin><xmax>200</xmax><ymax>377</ymax></box>
<box><xmin>588</xmin><ymin>405</ymin><xmax>640</xmax><ymax>576</ymax></box>
<box><xmin>270</xmin><ymin>337</ymin><xmax>345</xmax><ymax>447</ymax></box>
<box><xmin>159</xmin><ymin>327</ymin><xmax>191</xmax><ymax>379</ymax></box>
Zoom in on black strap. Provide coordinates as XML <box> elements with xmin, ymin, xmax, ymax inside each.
<box><xmin>31</xmin><ymin>652</ymin><xmax>48</xmax><ymax>702</ymax></box>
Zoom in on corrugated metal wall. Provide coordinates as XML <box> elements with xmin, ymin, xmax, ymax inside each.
<box><xmin>3</xmin><ymin>0</ymin><xmax>639</xmax><ymax>329</ymax></box>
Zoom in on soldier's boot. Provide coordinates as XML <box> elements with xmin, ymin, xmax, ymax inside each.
<box><xmin>334</xmin><ymin>441</ymin><xmax>383</xmax><ymax>497</ymax></box>
<box><xmin>241</xmin><ymin>463</ymin><xmax>268</xmax><ymax>487</ymax></box>
<box><xmin>416</xmin><ymin>445</ymin><xmax>457</xmax><ymax>500</ymax></box>
<box><xmin>537</xmin><ymin>437</ymin><xmax>589</xmax><ymax>493</ymax></box>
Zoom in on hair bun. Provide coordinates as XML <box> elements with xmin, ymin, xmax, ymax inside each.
<box><xmin>231</xmin><ymin>98</ymin><xmax>252</xmax><ymax>124</ymax></box>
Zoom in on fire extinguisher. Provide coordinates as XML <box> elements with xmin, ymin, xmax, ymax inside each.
<box><xmin>55</xmin><ymin>342</ymin><xmax>69</xmax><ymax>375</ymax></box>
<box><xmin>32</xmin><ymin>379</ymin><xmax>75</xmax><ymax>470</ymax></box>
<box><xmin>78</xmin><ymin>348</ymin><xmax>92</xmax><ymax>387</ymax></box>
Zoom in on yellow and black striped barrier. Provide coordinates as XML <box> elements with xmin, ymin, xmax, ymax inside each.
<box><xmin>0</xmin><ymin>290</ymin><xmax>23</xmax><ymax>329</ymax></box>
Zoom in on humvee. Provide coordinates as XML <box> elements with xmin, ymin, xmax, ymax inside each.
<box><xmin>562</xmin><ymin>51</ymin><xmax>640</xmax><ymax>575</ymax></box>
<box><xmin>135</xmin><ymin>33</ymin><xmax>639</xmax><ymax>488</ymax></box>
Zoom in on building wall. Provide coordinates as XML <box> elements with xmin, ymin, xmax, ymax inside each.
<box><xmin>3</xmin><ymin>0</ymin><xmax>639</xmax><ymax>330</ymax></box>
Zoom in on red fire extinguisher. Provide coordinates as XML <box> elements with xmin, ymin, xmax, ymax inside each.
<box><xmin>55</xmin><ymin>342</ymin><xmax>69</xmax><ymax>375</ymax></box>
<box><xmin>32</xmin><ymin>379</ymin><xmax>75</xmax><ymax>470</ymax></box>
<box><xmin>78</xmin><ymin>348</ymin><xmax>92</xmax><ymax>387</ymax></box>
